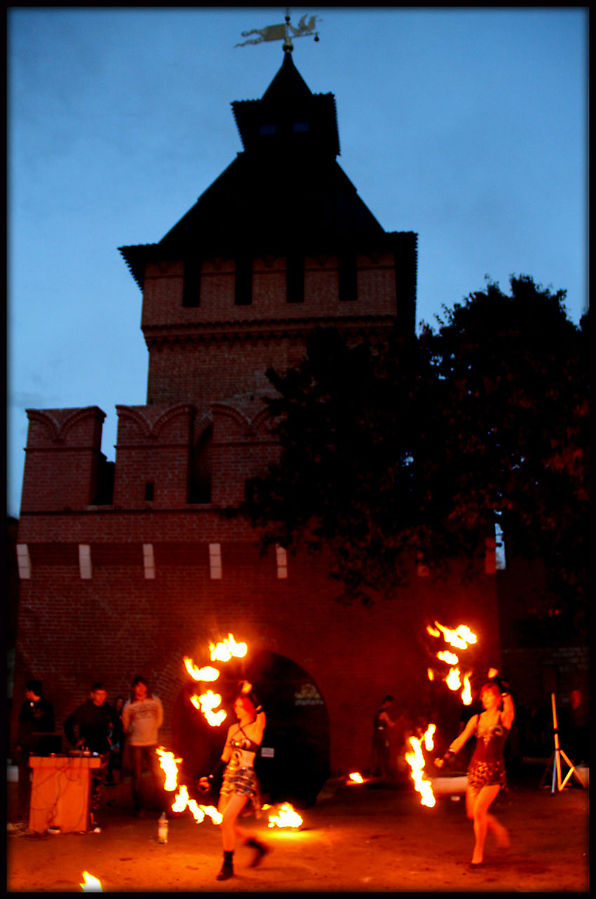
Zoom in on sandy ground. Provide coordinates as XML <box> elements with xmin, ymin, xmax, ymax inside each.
<box><xmin>5</xmin><ymin>767</ymin><xmax>589</xmax><ymax>893</ymax></box>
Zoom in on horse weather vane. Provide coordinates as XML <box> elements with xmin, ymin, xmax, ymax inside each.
<box><xmin>235</xmin><ymin>9</ymin><xmax>321</xmax><ymax>52</ymax></box>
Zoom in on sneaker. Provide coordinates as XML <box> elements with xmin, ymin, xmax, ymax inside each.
<box><xmin>7</xmin><ymin>821</ymin><xmax>26</xmax><ymax>833</ymax></box>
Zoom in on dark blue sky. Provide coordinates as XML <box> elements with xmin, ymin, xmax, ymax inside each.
<box><xmin>8</xmin><ymin>7</ymin><xmax>587</xmax><ymax>517</ymax></box>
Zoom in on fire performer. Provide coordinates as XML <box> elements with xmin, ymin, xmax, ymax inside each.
<box><xmin>435</xmin><ymin>679</ymin><xmax>514</xmax><ymax>867</ymax></box>
<box><xmin>199</xmin><ymin>680</ymin><xmax>270</xmax><ymax>881</ymax></box>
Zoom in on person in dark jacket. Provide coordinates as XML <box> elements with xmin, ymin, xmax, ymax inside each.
<box><xmin>12</xmin><ymin>679</ymin><xmax>55</xmax><ymax>826</ymax></box>
<box><xmin>64</xmin><ymin>682</ymin><xmax>117</xmax><ymax>829</ymax></box>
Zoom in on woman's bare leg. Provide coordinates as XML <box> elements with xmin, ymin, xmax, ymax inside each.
<box><xmin>220</xmin><ymin>793</ymin><xmax>249</xmax><ymax>852</ymax></box>
<box><xmin>470</xmin><ymin>784</ymin><xmax>501</xmax><ymax>864</ymax></box>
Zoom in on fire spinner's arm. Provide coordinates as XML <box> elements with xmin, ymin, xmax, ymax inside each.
<box><xmin>240</xmin><ymin>680</ymin><xmax>266</xmax><ymax>742</ymax></box>
<box><xmin>434</xmin><ymin>714</ymin><xmax>479</xmax><ymax>767</ymax></box>
<box><xmin>500</xmin><ymin>691</ymin><xmax>515</xmax><ymax>731</ymax></box>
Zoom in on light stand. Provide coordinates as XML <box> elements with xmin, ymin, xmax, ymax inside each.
<box><xmin>540</xmin><ymin>692</ymin><xmax>586</xmax><ymax>792</ymax></box>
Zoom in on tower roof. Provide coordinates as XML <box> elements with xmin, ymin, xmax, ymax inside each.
<box><xmin>120</xmin><ymin>53</ymin><xmax>394</xmax><ymax>288</ymax></box>
<box><xmin>231</xmin><ymin>50</ymin><xmax>340</xmax><ymax>158</ymax></box>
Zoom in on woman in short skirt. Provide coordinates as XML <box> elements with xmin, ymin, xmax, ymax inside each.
<box><xmin>436</xmin><ymin>679</ymin><xmax>515</xmax><ymax>867</ymax></box>
<box><xmin>200</xmin><ymin>680</ymin><xmax>269</xmax><ymax>881</ymax></box>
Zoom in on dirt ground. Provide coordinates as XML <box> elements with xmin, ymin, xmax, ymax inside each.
<box><xmin>5</xmin><ymin>766</ymin><xmax>589</xmax><ymax>893</ymax></box>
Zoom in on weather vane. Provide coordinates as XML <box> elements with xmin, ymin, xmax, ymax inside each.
<box><xmin>235</xmin><ymin>8</ymin><xmax>321</xmax><ymax>52</ymax></box>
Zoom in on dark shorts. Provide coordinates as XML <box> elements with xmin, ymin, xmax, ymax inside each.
<box><xmin>467</xmin><ymin>758</ymin><xmax>506</xmax><ymax>792</ymax></box>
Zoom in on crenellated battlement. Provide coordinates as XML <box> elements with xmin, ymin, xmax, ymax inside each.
<box><xmin>20</xmin><ymin>395</ymin><xmax>280</xmax><ymax>514</ymax></box>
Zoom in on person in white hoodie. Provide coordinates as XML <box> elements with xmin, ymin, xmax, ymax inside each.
<box><xmin>122</xmin><ymin>676</ymin><xmax>165</xmax><ymax>817</ymax></box>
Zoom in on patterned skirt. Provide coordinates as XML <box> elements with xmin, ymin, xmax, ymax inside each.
<box><xmin>221</xmin><ymin>760</ymin><xmax>260</xmax><ymax>804</ymax></box>
<box><xmin>467</xmin><ymin>758</ymin><xmax>506</xmax><ymax>792</ymax></box>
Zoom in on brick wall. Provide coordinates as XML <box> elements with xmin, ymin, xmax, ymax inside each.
<box><xmin>12</xmin><ymin>533</ymin><xmax>500</xmax><ymax>773</ymax></box>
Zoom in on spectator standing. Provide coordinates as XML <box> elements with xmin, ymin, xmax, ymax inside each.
<box><xmin>371</xmin><ymin>695</ymin><xmax>396</xmax><ymax>779</ymax></box>
<box><xmin>64</xmin><ymin>682</ymin><xmax>117</xmax><ymax>830</ymax></box>
<box><xmin>122</xmin><ymin>676</ymin><xmax>165</xmax><ymax>817</ymax></box>
<box><xmin>11</xmin><ymin>680</ymin><xmax>55</xmax><ymax>828</ymax></box>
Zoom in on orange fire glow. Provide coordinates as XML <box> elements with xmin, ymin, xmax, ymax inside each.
<box><xmin>431</xmin><ymin>621</ymin><xmax>477</xmax><ymax>650</ymax></box>
<box><xmin>428</xmin><ymin>620</ymin><xmax>477</xmax><ymax>705</ymax></box>
<box><xmin>405</xmin><ymin>725</ymin><xmax>436</xmax><ymax>808</ymax></box>
<box><xmin>184</xmin><ymin>658</ymin><xmax>220</xmax><ymax>682</ymax></box>
<box><xmin>190</xmin><ymin>690</ymin><xmax>227</xmax><ymax>727</ymax></box>
<box><xmin>461</xmin><ymin>673</ymin><xmax>473</xmax><ymax>705</ymax></box>
<box><xmin>209</xmin><ymin>633</ymin><xmax>248</xmax><ymax>662</ymax></box>
<box><xmin>347</xmin><ymin>771</ymin><xmax>364</xmax><ymax>783</ymax></box>
<box><xmin>423</xmin><ymin>723</ymin><xmax>436</xmax><ymax>751</ymax></box>
<box><xmin>156</xmin><ymin>746</ymin><xmax>182</xmax><ymax>792</ymax></box>
<box><xmin>445</xmin><ymin>667</ymin><xmax>462</xmax><ymax>691</ymax></box>
<box><xmin>157</xmin><ymin>748</ymin><xmax>223</xmax><ymax>824</ymax></box>
<box><xmin>80</xmin><ymin>871</ymin><xmax>102</xmax><ymax>892</ymax></box>
<box><xmin>267</xmin><ymin>802</ymin><xmax>303</xmax><ymax>829</ymax></box>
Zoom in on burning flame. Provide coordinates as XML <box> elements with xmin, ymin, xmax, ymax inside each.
<box><xmin>445</xmin><ymin>667</ymin><xmax>462</xmax><ymax>691</ymax></box>
<box><xmin>80</xmin><ymin>872</ymin><xmax>102</xmax><ymax>892</ymax></box>
<box><xmin>405</xmin><ymin>725</ymin><xmax>436</xmax><ymax>808</ymax></box>
<box><xmin>431</xmin><ymin>621</ymin><xmax>477</xmax><ymax>650</ymax></box>
<box><xmin>190</xmin><ymin>690</ymin><xmax>227</xmax><ymax>727</ymax></box>
<box><xmin>157</xmin><ymin>751</ymin><xmax>223</xmax><ymax>824</ymax></box>
<box><xmin>185</xmin><ymin>633</ymin><xmax>248</xmax><ymax>727</ymax></box>
<box><xmin>209</xmin><ymin>634</ymin><xmax>248</xmax><ymax>662</ymax></box>
<box><xmin>156</xmin><ymin>747</ymin><xmax>182</xmax><ymax>792</ymax></box>
<box><xmin>172</xmin><ymin>784</ymin><xmax>190</xmax><ymax>813</ymax></box>
<box><xmin>174</xmin><ymin>788</ymin><xmax>223</xmax><ymax>824</ymax></box>
<box><xmin>461</xmin><ymin>674</ymin><xmax>472</xmax><ymax>705</ymax></box>
<box><xmin>184</xmin><ymin>658</ymin><xmax>220</xmax><ymax>682</ymax></box>
<box><xmin>267</xmin><ymin>802</ymin><xmax>303</xmax><ymax>829</ymax></box>
<box><xmin>347</xmin><ymin>771</ymin><xmax>364</xmax><ymax>783</ymax></box>
<box><xmin>423</xmin><ymin>723</ymin><xmax>436</xmax><ymax>751</ymax></box>
<box><xmin>428</xmin><ymin>620</ymin><xmax>477</xmax><ymax>705</ymax></box>
<box><xmin>185</xmin><ymin>798</ymin><xmax>223</xmax><ymax>825</ymax></box>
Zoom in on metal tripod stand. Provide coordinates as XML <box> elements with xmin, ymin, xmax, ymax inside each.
<box><xmin>540</xmin><ymin>692</ymin><xmax>586</xmax><ymax>792</ymax></box>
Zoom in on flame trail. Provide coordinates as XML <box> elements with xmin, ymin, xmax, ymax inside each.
<box><xmin>190</xmin><ymin>690</ymin><xmax>227</xmax><ymax>727</ymax></box>
<box><xmin>156</xmin><ymin>747</ymin><xmax>182</xmax><ymax>792</ymax></box>
<box><xmin>427</xmin><ymin>620</ymin><xmax>477</xmax><ymax>705</ymax></box>
<box><xmin>405</xmin><ymin>726</ymin><xmax>436</xmax><ymax>808</ymax></box>
<box><xmin>184</xmin><ymin>658</ymin><xmax>220</xmax><ymax>682</ymax></box>
<box><xmin>461</xmin><ymin>674</ymin><xmax>472</xmax><ymax>705</ymax></box>
<box><xmin>209</xmin><ymin>634</ymin><xmax>248</xmax><ymax>662</ymax></box>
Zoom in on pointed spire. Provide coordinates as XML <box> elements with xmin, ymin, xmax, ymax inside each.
<box><xmin>262</xmin><ymin>50</ymin><xmax>312</xmax><ymax>102</ymax></box>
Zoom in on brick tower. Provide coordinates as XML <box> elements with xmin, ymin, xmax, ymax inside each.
<box><xmin>14</xmin><ymin>49</ymin><xmax>501</xmax><ymax>798</ymax></box>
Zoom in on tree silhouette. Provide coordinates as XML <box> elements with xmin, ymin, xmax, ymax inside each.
<box><xmin>238</xmin><ymin>276</ymin><xmax>588</xmax><ymax>625</ymax></box>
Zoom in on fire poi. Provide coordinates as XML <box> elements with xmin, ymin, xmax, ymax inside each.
<box><xmin>404</xmin><ymin>621</ymin><xmax>479</xmax><ymax>807</ymax></box>
<box><xmin>154</xmin><ymin>633</ymin><xmax>304</xmax><ymax>840</ymax></box>
<box><xmin>153</xmin><ymin>634</ymin><xmax>248</xmax><ymax>826</ymax></box>
<box><xmin>427</xmin><ymin>620</ymin><xmax>477</xmax><ymax>706</ymax></box>
<box><xmin>405</xmin><ymin>724</ymin><xmax>437</xmax><ymax>808</ymax></box>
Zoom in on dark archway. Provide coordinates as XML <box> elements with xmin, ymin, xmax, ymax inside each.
<box><xmin>171</xmin><ymin>650</ymin><xmax>330</xmax><ymax>808</ymax></box>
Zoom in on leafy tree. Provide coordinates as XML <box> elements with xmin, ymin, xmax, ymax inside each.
<box><xmin>424</xmin><ymin>276</ymin><xmax>589</xmax><ymax>628</ymax></box>
<box><xmin>238</xmin><ymin>276</ymin><xmax>588</xmax><ymax>620</ymax></box>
